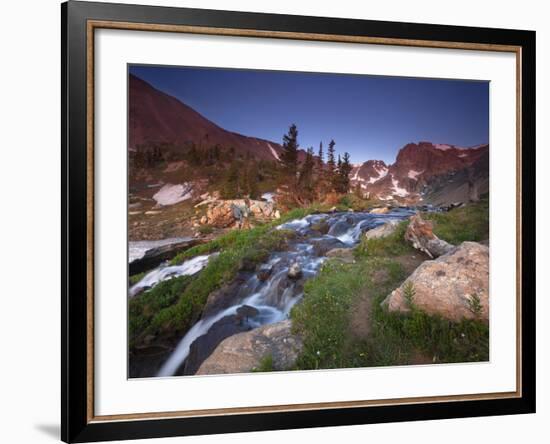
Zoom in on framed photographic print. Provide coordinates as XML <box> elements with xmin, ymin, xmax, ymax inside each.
<box><xmin>61</xmin><ymin>1</ymin><xmax>536</xmax><ymax>442</ymax></box>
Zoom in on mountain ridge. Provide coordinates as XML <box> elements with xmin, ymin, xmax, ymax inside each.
<box><xmin>129</xmin><ymin>74</ymin><xmax>287</xmax><ymax>162</ymax></box>
<box><xmin>350</xmin><ymin>141</ymin><xmax>489</xmax><ymax>203</ymax></box>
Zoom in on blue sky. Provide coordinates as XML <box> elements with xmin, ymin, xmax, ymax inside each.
<box><xmin>130</xmin><ymin>65</ymin><xmax>489</xmax><ymax>164</ymax></box>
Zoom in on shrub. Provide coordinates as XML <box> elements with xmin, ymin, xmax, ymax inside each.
<box><xmin>402</xmin><ymin>281</ymin><xmax>416</xmax><ymax>308</ymax></box>
<box><xmin>468</xmin><ymin>293</ymin><xmax>483</xmax><ymax>317</ymax></box>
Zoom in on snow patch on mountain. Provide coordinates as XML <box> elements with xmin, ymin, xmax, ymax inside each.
<box><xmin>153</xmin><ymin>183</ymin><xmax>193</xmax><ymax>206</ymax></box>
<box><xmin>434</xmin><ymin>143</ymin><xmax>453</xmax><ymax>151</ymax></box>
<box><xmin>372</xmin><ymin>165</ymin><xmax>389</xmax><ymax>182</ymax></box>
<box><xmin>408</xmin><ymin>169</ymin><xmax>423</xmax><ymax>180</ymax></box>
<box><xmin>267</xmin><ymin>143</ymin><xmax>280</xmax><ymax>161</ymax></box>
<box><xmin>391</xmin><ymin>176</ymin><xmax>409</xmax><ymax>197</ymax></box>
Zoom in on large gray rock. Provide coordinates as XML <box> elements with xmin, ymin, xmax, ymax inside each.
<box><xmin>183</xmin><ymin>313</ymin><xmax>252</xmax><ymax>375</ymax></box>
<box><xmin>311</xmin><ymin>237</ymin><xmax>346</xmax><ymax>256</ymax></box>
<box><xmin>364</xmin><ymin>220</ymin><xmax>399</xmax><ymax>240</ymax></box>
<box><xmin>381</xmin><ymin>241</ymin><xmax>489</xmax><ymax>322</ymax></box>
<box><xmin>288</xmin><ymin>262</ymin><xmax>302</xmax><ymax>279</ymax></box>
<box><xmin>326</xmin><ymin>248</ymin><xmax>355</xmax><ymax>263</ymax></box>
<box><xmin>405</xmin><ymin>213</ymin><xmax>454</xmax><ymax>258</ymax></box>
<box><xmin>196</xmin><ymin>320</ymin><xmax>303</xmax><ymax>375</ymax></box>
<box><xmin>369</xmin><ymin>207</ymin><xmax>390</xmax><ymax>214</ymax></box>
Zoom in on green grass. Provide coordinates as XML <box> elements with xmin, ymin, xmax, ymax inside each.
<box><xmin>291</xmin><ymin>233</ymin><xmax>489</xmax><ymax>370</ymax></box>
<box><xmin>252</xmin><ymin>354</ymin><xmax>275</xmax><ymax>372</ymax></box>
<box><xmin>129</xmin><ymin>275</ymin><xmax>194</xmax><ymax>346</ymax></box>
<box><xmin>422</xmin><ymin>198</ymin><xmax>489</xmax><ymax>244</ymax></box>
<box><xmin>129</xmin><ymin>270</ymin><xmax>147</xmax><ymax>286</ymax></box>
<box><xmin>355</xmin><ymin>220</ymin><xmax>414</xmax><ymax>258</ymax></box>
<box><xmin>290</xmin><ymin>257</ymin><xmax>405</xmax><ymax>369</ymax></box>
<box><xmin>369</xmin><ymin>299</ymin><xmax>489</xmax><ymax>365</ymax></box>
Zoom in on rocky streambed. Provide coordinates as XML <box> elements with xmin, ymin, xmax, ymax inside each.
<box><xmin>130</xmin><ymin>208</ymin><xmax>416</xmax><ymax>378</ymax></box>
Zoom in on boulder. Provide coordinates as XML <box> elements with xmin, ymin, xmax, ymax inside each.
<box><xmin>381</xmin><ymin>241</ymin><xmax>489</xmax><ymax>322</ymax></box>
<box><xmin>311</xmin><ymin>237</ymin><xmax>346</xmax><ymax>256</ymax></box>
<box><xmin>257</xmin><ymin>264</ymin><xmax>273</xmax><ymax>281</ymax></box>
<box><xmin>204</xmin><ymin>199</ymin><xmax>280</xmax><ymax>228</ymax></box>
<box><xmin>405</xmin><ymin>213</ymin><xmax>454</xmax><ymax>258</ymax></box>
<box><xmin>325</xmin><ymin>248</ymin><xmax>355</xmax><ymax>263</ymax></box>
<box><xmin>236</xmin><ymin>304</ymin><xmax>260</xmax><ymax>321</ymax></box>
<box><xmin>201</xmin><ymin>277</ymin><xmax>249</xmax><ymax>319</ymax></box>
<box><xmin>364</xmin><ymin>220</ymin><xmax>399</xmax><ymax>240</ymax></box>
<box><xmin>310</xmin><ymin>220</ymin><xmax>330</xmax><ymax>235</ymax></box>
<box><xmin>288</xmin><ymin>262</ymin><xmax>302</xmax><ymax>279</ymax></box>
<box><xmin>183</xmin><ymin>313</ymin><xmax>253</xmax><ymax>375</ymax></box>
<box><xmin>196</xmin><ymin>320</ymin><xmax>303</xmax><ymax>375</ymax></box>
<box><xmin>370</xmin><ymin>207</ymin><xmax>390</xmax><ymax>214</ymax></box>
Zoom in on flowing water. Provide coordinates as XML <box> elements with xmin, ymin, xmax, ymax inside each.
<box><xmin>129</xmin><ymin>254</ymin><xmax>214</xmax><ymax>297</ymax></box>
<box><xmin>146</xmin><ymin>209</ymin><xmax>414</xmax><ymax>377</ymax></box>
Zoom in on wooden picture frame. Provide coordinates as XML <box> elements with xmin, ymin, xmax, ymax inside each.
<box><xmin>62</xmin><ymin>1</ymin><xmax>536</xmax><ymax>442</ymax></box>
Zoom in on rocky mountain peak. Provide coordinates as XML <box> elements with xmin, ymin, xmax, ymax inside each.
<box><xmin>350</xmin><ymin>141</ymin><xmax>489</xmax><ymax>204</ymax></box>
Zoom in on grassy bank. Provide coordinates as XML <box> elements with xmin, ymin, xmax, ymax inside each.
<box><xmin>423</xmin><ymin>196</ymin><xmax>489</xmax><ymax>244</ymax></box>
<box><xmin>291</xmin><ymin>199</ymin><xmax>490</xmax><ymax>370</ymax></box>
<box><xmin>169</xmin><ymin>207</ymin><xmax>312</xmax><ymax>265</ymax></box>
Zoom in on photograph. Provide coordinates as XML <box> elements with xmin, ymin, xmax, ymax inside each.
<box><xmin>127</xmin><ymin>65</ymin><xmax>490</xmax><ymax>379</ymax></box>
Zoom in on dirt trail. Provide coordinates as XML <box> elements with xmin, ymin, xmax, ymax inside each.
<box><xmin>349</xmin><ymin>252</ymin><xmax>427</xmax><ymax>340</ymax></box>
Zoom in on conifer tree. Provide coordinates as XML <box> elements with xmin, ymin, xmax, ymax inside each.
<box><xmin>337</xmin><ymin>152</ymin><xmax>353</xmax><ymax>193</ymax></box>
<box><xmin>281</xmin><ymin>124</ymin><xmax>299</xmax><ymax>185</ymax></box>
<box><xmin>316</xmin><ymin>141</ymin><xmax>324</xmax><ymax>174</ymax></box>
<box><xmin>299</xmin><ymin>147</ymin><xmax>315</xmax><ymax>191</ymax></box>
<box><xmin>221</xmin><ymin>160</ymin><xmax>241</xmax><ymax>198</ymax></box>
<box><xmin>327</xmin><ymin>139</ymin><xmax>336</xmax><ymax>176</ymax></box>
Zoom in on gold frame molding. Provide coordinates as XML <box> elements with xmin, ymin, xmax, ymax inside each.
<box><xmin>86</xmin><ymin>19</ymin><xmax>523</xmax><ymax>424</ymax></box>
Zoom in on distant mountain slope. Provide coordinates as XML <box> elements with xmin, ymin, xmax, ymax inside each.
<box><xmin>350</xmin><ymin>141</ymin><xmax>489</xmax><ymax>204</ymax></box>
<box><xmin>129</xmin><ymin>74</ymin><xmax>285</xmax><ymax>161</ymax></box>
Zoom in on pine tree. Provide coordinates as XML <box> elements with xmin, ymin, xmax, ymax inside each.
<box><xmin>245</xmin><ymin>162</ymin><xmax>260</xmax><ymax>199</ymax></box>
<box><xmin>338</xmin><ymin>152</ymin><xmax>353</xmax><ymax>193</ymax></box>
<box><xmin>316</xmin><ymin>141</ymin><xmax>324</xmax><ymax>174</ymax></box>
<box><xmin>281</xmin><ymin>124</ymin><xmax>299</xmax><ymax>184</ymax></box>
<box><xmin>222</xmin><ymin>160</ymin><xmax>241</xmax><ymax>198</ymax></box>
<box><xmin>327</xmin><ymin>139</ymin><xmax>336</xmax><ymax>176</ymax></box>
<box><xmin>333</xmin><ymin>154</ymin><xmax>342</xmax><ymax>191</ymax></box>
<box><xmin>299</xmin><ymin>147</ymin><xmax>315</xmax><ymax>191</ymax></box>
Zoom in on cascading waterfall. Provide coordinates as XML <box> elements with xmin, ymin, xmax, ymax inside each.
<box><xmin>153</xmin><ymin>209</ymin><xmax>414</xmax><ymax>377</ymax></box>
<box><xmin>129</xmin><ymin>254</ymin><xmax>214</xmax><ymax>298</ymax></box>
